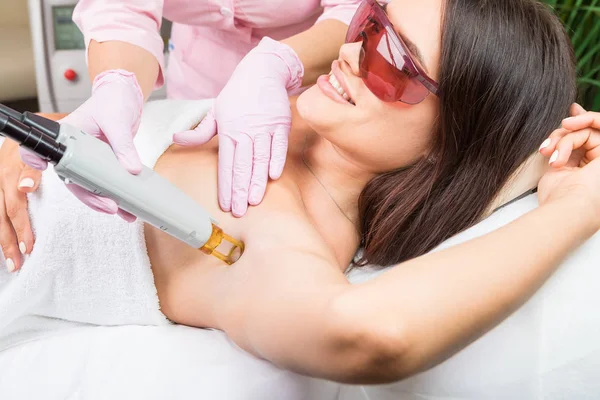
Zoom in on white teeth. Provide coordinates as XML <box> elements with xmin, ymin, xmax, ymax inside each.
<box><xmin>331</xmin><ymin>78</ymin><xmax>341</xmax><ymax>90</ymax></box>
<box><xmin>328</xmin><ymin>73</ymin><xmax>353</xmax><ymax>104</ymax></box>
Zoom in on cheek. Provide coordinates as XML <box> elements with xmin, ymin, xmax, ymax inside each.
<box><xmin>349</xmin><ymin>102</ymin><xmax>437</xmax><ymax>171</ymax></box>
<box><xmin>297</xmin><ymin>86</ymin><xmax>354</xmax><ymax>134</ymax></box>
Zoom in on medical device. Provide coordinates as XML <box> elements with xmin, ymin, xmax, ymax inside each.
<box><xmin>28</xmin><ymin>0</ymin><xmax>170</xmax><ymax>113</ymax></box>
<box><xmin>0</xmin><ymin>104</ymin><xmax>244</xmax><ymax>265</ymax></box>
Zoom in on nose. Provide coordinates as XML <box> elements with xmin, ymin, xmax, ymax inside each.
<box><xmin>339</xmin><ymin>42</ymin><xmax>363</xmax><ymax>77</ymax></box>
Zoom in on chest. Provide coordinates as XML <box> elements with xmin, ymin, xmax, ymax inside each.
<box><xmin>163</xmin><ymin>0</ymin><xmax>323</xmax><ymax>29</ymax></box>
<box><xmin>145</xmin><ymin>137</ymin><xmax>357</xmax><ymax>276</ymax></box>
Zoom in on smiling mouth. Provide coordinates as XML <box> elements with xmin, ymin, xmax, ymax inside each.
<box><xmin>328</xmin><ymin>72</ymin><xmax>356</xmax><ymax>105</ymax></box>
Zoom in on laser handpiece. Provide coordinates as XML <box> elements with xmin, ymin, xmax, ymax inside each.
<box><xmin>0</xmin><ymin>107</ymin><xmax>244</xmax><ymax>265</ymax></box>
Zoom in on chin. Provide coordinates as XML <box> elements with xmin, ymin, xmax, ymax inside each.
<box><xmin>297</xmin><ymin>85</ymin><xmax>349</xmax><ymax>134</ymax></box>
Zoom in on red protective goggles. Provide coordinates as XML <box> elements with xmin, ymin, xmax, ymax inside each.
<box><xmin>345</xmin><ymin>0</ymin><xmax>439</xmax><ymax>104</ymax></box>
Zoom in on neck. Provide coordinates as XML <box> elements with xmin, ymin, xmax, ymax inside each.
<box><xmin>296</xmin><ymin>131</ymin><xmax>375</xmax><ymax>225</ymax></box>
<box><xmin>487</xmin><ymin>152</ymin><xmax>548</xmax><ymax>215</ymax></box>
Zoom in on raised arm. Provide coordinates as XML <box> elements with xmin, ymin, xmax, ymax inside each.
<box><xmin>215</xmin><ymin>119</ymin><xmax>600</xmax><ymax>384</ymax></box>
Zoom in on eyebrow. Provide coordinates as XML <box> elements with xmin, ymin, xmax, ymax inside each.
<box><xmin>383</xmin><ymin>4</ymin><xmax>429</xmax><ymax>73</ymax></box>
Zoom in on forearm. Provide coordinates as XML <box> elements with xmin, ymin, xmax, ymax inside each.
<box><xmin>72</xmin><ymin>0</ymin><xmax>164</xmax><ymax>99</ymax></box>
<box><xmin>282</xmin><ymin>19</ymin><xmax>348</xmax><ymax>87</ymax></box>
<box><xmin>88</xmin><ymin>40</ymin><xmax>159</xmax><ymax>100</ymax></box>
<box><xmin>335</xmin><ymin>195</ymin><xmax>598</xmax><ymax>382</ymax></box>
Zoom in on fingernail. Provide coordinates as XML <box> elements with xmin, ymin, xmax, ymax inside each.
<box><xmin>18</xmin><ymin>178</ymin><xmax>35</xmax><ymax>188</ymax></box>
<box><xmin>563</xmin><ymin>116</ymin><xmax>576</xmax><ymax>123</ymax></box>
<box><xmin>549</xmin><ymin>150</ymin><xmax>559</xmax><ymax>164</ymax></box>
<box><xmin>232</xmin><ymin>201</ymin><xmax>245</xmax><ymax>217</ymax></box>
<box><xmin>19</xmin><ymin>242</ymin><xmax>26</xmax><ymax>254</ymax></box>
<box><xmin>6</xmin><ymin>258</ymin><xmax>15</xmax><ymax>273</ymax></box>
<box><xmin>173</xmin><ymin>131</ymin><xmax>192</xmax><ymax>145</ymax></box>
<box><xmin>248</xmin><ymin>189</ymin><xmax>257</xmax><ymax>204</ymax></box>
<box><xmin>117</xmin><ymin>155</ymin><xmax>142</xmax><ymax>175</ymax></box>
<box><xmin>539</xmin><ymin>139</ymin><xmax>551</xmax><ymax>151</ymax></box>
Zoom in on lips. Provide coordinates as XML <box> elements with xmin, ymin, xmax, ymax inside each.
<box><xmin>329</xmin><ymin>73</ymin><xmax>352</xmax><ymax>102</ymax></box>
<box><xmin>316</xmin><ymin>61</ymin><xmax>356</xmax><ymax>106</ymax></box>
<box><xmin>331</xmin><ymin>61</ymin><xmax>355</xmax><ymax>105</ymax></box>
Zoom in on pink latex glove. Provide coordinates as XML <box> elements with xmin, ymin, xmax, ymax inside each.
<box><xmin>19</xmin><ymin>69</ymin><xmax>144</xmax><ymax>222</ymax></box>
<box><xmin>173</xmin><ymin>37</ymin><xmax>304</xmax><ymax>217</ymax></box>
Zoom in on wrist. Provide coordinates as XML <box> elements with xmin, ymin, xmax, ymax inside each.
<box><xmin>545</xmin><ymin>193</ymin><xmax>600</xmax><ymax>239</ymax></box>
<box><xmin>254</xmin><ymin>37</ymin><xmax>305</xmax><ymax>93</ymax></box>
<box><xmin>92</xmin><ymin>69</ymin><xmax>145</xmax><ymax>111</ymax></box>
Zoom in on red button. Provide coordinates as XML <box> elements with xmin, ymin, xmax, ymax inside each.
<box><xmin>64</xmin><ymin>69</ymin><xmax>77</xmax><ymax>81</ymax></box>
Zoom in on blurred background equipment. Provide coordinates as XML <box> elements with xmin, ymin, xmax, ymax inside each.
<box><xmin>25</xmin><ymin>0</ymin><xmax>171</xmax><ymax>114</ymax></box>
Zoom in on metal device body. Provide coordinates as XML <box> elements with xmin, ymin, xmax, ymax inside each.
<box><xmin>27</xmin><ymin>0</ymin><xmax>170</xmax><ymax>113</ymax></box>
<box><xmin>54</xmin><ymin>123</ymin><xmax>215</xmax><ymax>248</ymax></box>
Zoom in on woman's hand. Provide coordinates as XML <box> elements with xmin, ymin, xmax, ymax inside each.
<box><xmin>538</xmin><ymin>104</ymin><xmax>600</xmax><ymax>229</ymax></box>
<box><xmin>0</xmin><ymin>139</ymin><xmax>42</xmax><ymax>272</ymax></box>
<box><xmin>173</xmin><ymin>38</ymin><xmax>305</xmax><ymax>217</ymax></box>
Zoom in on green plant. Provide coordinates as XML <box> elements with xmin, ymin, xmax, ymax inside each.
<box><xmin>542</xmin><ymin>0</ymin><xmax>600</xmax><ymax>110</ymax></box>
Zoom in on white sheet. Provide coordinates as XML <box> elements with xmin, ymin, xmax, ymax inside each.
<box><xmin>0</xmin><ymin>324</ymin><xmax>340</xmax><ymax>400</ymax></box>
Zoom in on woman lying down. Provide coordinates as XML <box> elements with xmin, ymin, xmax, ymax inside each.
<box><xmin>1</xmin><ymin>0</ymin><xmax>600</xmax><ymax>386</ymax></box>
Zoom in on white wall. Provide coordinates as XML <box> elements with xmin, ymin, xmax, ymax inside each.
<box><xmin>0</xmin><ymin>0</ymin><xmax>31</xmax><ymax>27</ymax></box>
<box><xmin>0</xmin><ymin>0</ymin><xmax>37</xmax><ymax>102</ymax></box>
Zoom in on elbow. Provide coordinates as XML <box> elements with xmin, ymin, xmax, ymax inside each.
<box><xmin>326</xmin><ymin>293</ymin><xmax>418</xmax><ymax>384</ymax></box>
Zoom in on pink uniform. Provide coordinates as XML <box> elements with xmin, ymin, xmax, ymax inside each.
<box><xmin>73</xmin><ymin>0</ymin><xmax>361</xmax><ymax>99</ymax></box>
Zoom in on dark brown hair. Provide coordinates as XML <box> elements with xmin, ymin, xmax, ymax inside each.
<box><xmin>357</xmin><ymin>0</ymin><xmax>577</xmax><ymax>266</ymax></box>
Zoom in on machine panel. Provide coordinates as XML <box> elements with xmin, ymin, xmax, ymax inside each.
<box><xmin>29</xmin><ymin>0</ymin><xmax>169</xmax><ymax>113</ymax></box>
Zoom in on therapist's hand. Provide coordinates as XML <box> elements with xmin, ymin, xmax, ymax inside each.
<box><xmin>173</xmin><ymin>37</ymin><xmax>305</xmax><ymax>217</ymax></box>
<box><xmin>0</xmin><ymin>139</ymin><xmax>42</xmax><ymax>272</ymax></box>
<box><xmin>19</xmin><ymin>69</ymin><xmax>143</xmax><ymax>222</ymax></box>
<box><xmin>538</xmin><ymin>104</ymin><xmax>600</xmax><ymax>227</ymax></box>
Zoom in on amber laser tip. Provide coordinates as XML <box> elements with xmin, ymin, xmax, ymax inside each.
<box><xmin>200</xmin><ymin>224</ymin><xmax>245</xmax><ymax>265</ymax></box>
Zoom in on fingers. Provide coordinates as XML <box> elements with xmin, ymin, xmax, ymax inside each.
<box><xmin>539</xmin><ymin>104</ymin><xmax>599</xmax><ymax>160</ymax></box>
<box><xmin>0</xmin><ymin>190</ymin><xmax>20</xmax><ymax>273</ymax></box>
<box><xmin>117</xmin><ymin>209</ymin><xmax>137</xmax><ymax>223</ymax></box>
<box><xmin>17</xmin><ymin>166</ymin><xmax>42</xmax><ymax>193</ymax></box>
<box><xmin>545</xmin><ymin>128</ymin><xmax>600</xmax><ymax>168</ymax></box>
<box><xmin>97</xmin><ymin>118</ymin><xmax>143</xmax><ymax>175</ymax></box>
<box><xmin>3</xmin><ymin>179</ymin><xmax>34</xmax><ymax>262</ymax></box>
<box><xmin>269</xmin><ymin>126</ymin><xmax>289</xmax><ymax>180</ymax></box>
<box><xmin>561</xmin><ymin>111</ymin><xmax>600</xmax><ymax>132</ymax></box>
<box><xmin>249</xmin><ymin>133</ymin><xmax>271</xmax><ymax>206</ymax></box>
<box><xmin>67</xmin><ymin>185</ymin><xmax>135</xmax><ymax>222</ymax></box>
<box><xmin>218</xmin><ymin>137</ymin><xmax>236</xmax><ymax>212</ymax></box>
<box><xmin>570</xmin><ymin>103</ymin><xmax>586</xmax><ymax>117</ymax></box>
<box><xmin>547</xmin><ymin>130</ymin><xmax>589</xmax><ymax>168</ymax></box>
<box><xmin>539</xmin><ymin>127</ymin><xmax>570</xmax><ymax>158</ymax></box>
<box><xmin>231</xmin><ymin>136</ymin><xmax>253</xmax><ymax>217</ymax></box>
<box><xmin>173</xmin><ymin>110</ymin><xmax>218</xmax><ymax>147</ymax></box>
<box><xmin>19</xmin><ymin>147</ymin><xmax>48</xmax><ymax>171</ymax></box>
<box><xmin>66</xmin><ymin>184</ymin><xmax>119</xmax><ymax>215</ymax></box>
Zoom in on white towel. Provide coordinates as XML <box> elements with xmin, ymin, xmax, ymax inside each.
<box><xmin>0</xmin><ymin>99</ymin><xmax>214</xmax><ymax>350</ymax></box>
